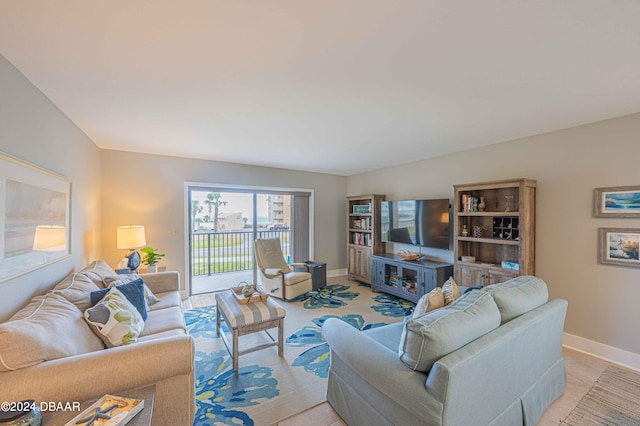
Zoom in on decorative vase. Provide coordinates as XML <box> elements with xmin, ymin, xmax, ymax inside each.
<box><xmin>504</xmin><ymin>195</ymin><xmax>514</xmax><ymax>212</ymax></box>
<box><xmin>148</xmin><ymin>265</ymin><xmax>158</xmax><ymax>273</ymax></box>
<box><xmin>472</xmin><ymin>226</ymin><xmax>484</xmax><ymax>238</ymax></box>
<box><xmin>478</xmin><ymin>196</ymin><xmax>486</xmax><ymax>212</ymax></box>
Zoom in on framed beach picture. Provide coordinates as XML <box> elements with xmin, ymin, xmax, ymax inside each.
<box><xmin>599</xmin><ymin>228</ymin><xmax>640</xmax><ymax>268</ymax></box>
<box><xmin>0</xmin><ymin>151</ymin><xmax>71</xmax><ymax>284</ymax></box>
<box><xmin>594</xmin><ymin>185</ymin><xmax>640</xmax><ymax>218</ymax></box>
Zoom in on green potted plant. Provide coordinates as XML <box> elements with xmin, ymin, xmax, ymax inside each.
<box><xmin>140</xmin><ymin>247</ymin><xmax>165</xmax><ymax>273</ymax></box>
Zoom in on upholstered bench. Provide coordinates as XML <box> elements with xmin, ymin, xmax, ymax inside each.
<box><xmin>215</xmin><ymin>290</ymin><xmax>286</xmax><ymax>371</ymax></box>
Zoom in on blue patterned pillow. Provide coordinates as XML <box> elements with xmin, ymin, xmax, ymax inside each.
<box><xmin>84</xmin><ymin>288</ymin><xmax>145</xmax><ymax>347</ymax></box>
<box><xmin>91</xmin><ymin>278</ymin><xmax>147</xmax><ymax>321</ymax></box>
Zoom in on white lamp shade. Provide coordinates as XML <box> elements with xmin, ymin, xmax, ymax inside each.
<box><xmin>117</xmin><ymin>225</ymin><xmax>147</xmax><ymax>249</ymax></box>
<box><xmin>33</xmin><ymin>225</ymin><xmax>67</xmax><ymax>252</ymax></box>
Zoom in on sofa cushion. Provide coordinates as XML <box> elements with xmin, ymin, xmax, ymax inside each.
<box><xmin>412</xmin><ymin>287</ymin><xmax>445</xmax><ymax>319</ymax></box>
<box><xmin>104</xmin><ymin>274</ymin><xmax>160</xmax><ymax>307</ymax></box>
<box><xmin>141</xmin><ymin>306</ymin><xmax>186</xmax><ymax>336</ymax></box>
<box><xmin>50</xmin><ymin>272</ymin><xmax>101</xmax><ymax>311</ymax></box>
<box><xmin>484</xmin><ymin>276</ymin><xmax>549</xmax><ymax>323</ymax></box>
<box><xmin>148</xmin><ymin>291</ymin><xmax>182</xmax><ymax>311</ymax></box>
<box><xmin>91</xmin><ymin>278</ymin><xmax>147</xmax><ymax>320</ymax></box>
<box><xmin>0</xmin><ymin>294</ymin><xmax>104</xmax><ymax>372</ymax></box>
<box><xmin>84</xmin><ymin>288</ymin><xmax>145</xmax><ymax>348</ymax></box>
<box><xmin>399</xmin><ymin>290</ymin><xmax>501</xmax><ymax>372</ymax></box>
<box><xmin>78</xmin><ymin>260</ymin><xmax>117</xmax><ymax>288</ymax></box>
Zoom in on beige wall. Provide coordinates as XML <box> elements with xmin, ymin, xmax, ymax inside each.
<box><xmin>0</xmin><ymin>55</ymin><xmax>102</xmax><ymax>321</ymax></box>
<box><xmin>100</xmin><ymin>150</ymin><xmax>347</xmax><ymax>291</ymax></box>
<box><xmin>348</xmin><ymin>112</ymin><xmax>640</xmax><ymax>355</ymax></box>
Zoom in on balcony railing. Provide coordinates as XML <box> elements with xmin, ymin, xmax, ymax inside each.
<box><xmin>191</xmin><ymin>229</ymin><xmax>291</xmax><ymax>276</ymax></box>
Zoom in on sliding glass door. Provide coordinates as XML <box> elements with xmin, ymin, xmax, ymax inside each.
<box><xmin>188</xmin><ymin>185</ymin><xmax>310</xmax><ymax>295</ymax></box>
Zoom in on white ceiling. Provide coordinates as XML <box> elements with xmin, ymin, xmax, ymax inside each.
<box><xmin>1</xmin><ymin>1</ymin><xmax>639</xmax><ymax>176</ymax></box>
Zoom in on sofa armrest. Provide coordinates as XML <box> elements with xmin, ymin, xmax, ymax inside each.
<box><xmin>139</xmin><ymin>271</ymin><xmax>180</xmax><ymax>294</ymax></box>
<box><xmin>322</xmin><ymin>318</ymin><xmax>442</xmax><ymax>423</ymax></box>
<box><xmin>2</xmin><ymin>334</ymin><xmax>194</xmax><ymax>404</ymax></box>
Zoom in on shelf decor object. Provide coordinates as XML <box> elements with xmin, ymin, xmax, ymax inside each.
<box><xmin>594</xmin><ymin>185</ymin><xmax>640</xmax><ymax>218</ymax></box>
<box><xmin>0</xmin><ymin>151</ymin><xmax>71</xmax><ymax>284</ymax></box>
<box><xmin>599</xmin><ymin>227</ymin><xmax>640</xmax><ymax>268</ymax></box>
<box><xmin>453</xmin><ymin>178</ymin><xmax>536</xmax><ymax>286</ymax></box>
<box><xmin>231</xmin><ymin>283</ymin><xmax>270</xmax><ymax>304</ymax></box>
<box><xmin>347</xmin><ymin>194</ymin><xmax>385</xmax><ymax>284</ymax></box>
<box><xmin>396</xmin><ymin>251</ymin><xmax>425</xmax><ymax>261</ymax></box>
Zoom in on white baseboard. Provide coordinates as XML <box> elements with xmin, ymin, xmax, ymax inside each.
<box><xmin>563</xmin><ymin>332</ymin><xmax>640</xmax><ymax>372</ymax></box>
<box><xmin>328</xmin><ymin>268</ymin><xmax>347</xmax><ymax>278</ymax></box>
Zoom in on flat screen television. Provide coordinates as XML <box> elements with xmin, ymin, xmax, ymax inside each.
<box><xmin>380</xmin><ymin>199</ymin><xmax>450</xmax><ymax>250</ymax></box>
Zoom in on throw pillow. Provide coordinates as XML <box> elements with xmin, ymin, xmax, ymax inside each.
<box><xmin>412</xmin><ymin>287</ymin><xmax>445</xmax><ymax>319</ymax></box>
<box><xmin>103</xmin><ymin>275</ymin><xmax>160</xmax><ymax>307</ymax></box>
<box><xmin>84</xmin><ymin>288</ymin><xmax>145</xmax><ymax>348</ymax></box>
<box><xmin>442</xmin><ymin>276</ymin><xmax>462</xmax><ymax>305</ymax></box>
<box><xmin>91</xmin><ymin>278</ymin><xmax>147</xmax><ymax>321</ymax></box>
<box><xmin>399</xmin><ymin>290</ymin><xmax>501</xmax><ymax>372</ymax></box>
<box><xmin>484</xmin><ymin>275</ymin><xmax>549</xmax><ymax>323</ymax></box>
<box><xmin>50</xmin><ymin>272</ymin><xmax>101</xmax><ymax>311</ymax></box>
<box><xmin>464</xmin><ymin>285</ymin><xmax>484</xmax><ymax>294</ymax></box>
<box><xmin>78</xmin><ymin>260</ymin><xmax>118</xmax><ymax>288</ymax></box>
<box><xmin>0</xmin><ymin>294</ymin><xmax>104</xmax><ymax>372</ymax></box>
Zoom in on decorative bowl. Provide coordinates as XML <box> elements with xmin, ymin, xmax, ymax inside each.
<box><xmin>397</xmin><ymin>251</ymin><xmax>424</xmax><ymax>261</ymax></box>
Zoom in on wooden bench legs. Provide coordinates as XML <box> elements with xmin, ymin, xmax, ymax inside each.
<box><xmin>216</xmin><ymin>307</ymin><xmax>285</xmax><ymax>372</ymax></box>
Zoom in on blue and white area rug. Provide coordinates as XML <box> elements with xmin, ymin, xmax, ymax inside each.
<box><xmin>185</xmin><ymin>280</ymin><xmax>415</xmax><ymax>426</ymax></box>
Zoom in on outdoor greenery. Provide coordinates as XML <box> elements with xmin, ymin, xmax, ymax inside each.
<box><xmin>192</xmin><ymin>233</ymin><xmax>244</xmax><ymax>249</ymax></box>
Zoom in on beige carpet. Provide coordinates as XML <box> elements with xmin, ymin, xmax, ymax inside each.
<box><xmin>561</xmin><ymin>365</ymin><xmax>640</xmax><ymax>425</ymax></box>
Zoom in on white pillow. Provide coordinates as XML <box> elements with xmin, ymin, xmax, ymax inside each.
<box><xmin>84</xmin><ymin>288</ymin><xmax>145</xmax><ymax>348</ymax></box>
<box><xmin>412</xmin><ymin>287</ymin><xmax>445</xmax><ymax>318</ymax></box>
<box><xmin>0</xmin><ymin>294</ymin><xmax>104</xmax><ymax>372</ymax></box>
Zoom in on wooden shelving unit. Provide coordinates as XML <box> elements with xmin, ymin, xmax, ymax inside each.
<box><xmin>347</xmin><ymin>194</ymin><xmax>385</xmax><ymax>284</ymax></box>
<box><xmin>453</xmin><ymin>178</ymin><xmax>536</xmax><ymax>286</ymax></box>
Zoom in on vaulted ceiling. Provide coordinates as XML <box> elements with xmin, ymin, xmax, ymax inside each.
<box><xmin>1</xmin><ymin>1</ymin><xmax>639</xmax><ymax>175</ymax></box>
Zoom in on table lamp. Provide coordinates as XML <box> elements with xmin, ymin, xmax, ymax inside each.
<box><xmin>117</xmin><ymin>225</ymin><xmax>146</xmax><ymax>271</ymax></box>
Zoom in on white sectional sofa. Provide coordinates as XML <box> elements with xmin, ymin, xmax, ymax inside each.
<box><xmin>0</xmin><ymin>260</ymin><xmax>194</xmax><ymax>426</ymax></box>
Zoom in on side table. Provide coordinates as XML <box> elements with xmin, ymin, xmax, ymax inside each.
<box><xmin>42</xmin><ymin>385</ymin><xmax>155</xmax><ymax>425</ymax></box>
<box><xmin>294</xmin><ymin>261</ymin><xmax>327</xmax><ymax>290</ymax></box>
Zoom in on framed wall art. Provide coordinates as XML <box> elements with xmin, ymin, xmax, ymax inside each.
<box><xmin>599</xmin><ymin>227</ymin><xmax>640</xmax><ymax>268</ymax></box>
<box><xmin>0</xmin><ymin>151</ymin><xmax>71</xmax><ymax>284</ymax></box>
<box><xmin>594</xmin><ymin>185</ymin><xmax>640</xmax><ymax>218</ymax></box>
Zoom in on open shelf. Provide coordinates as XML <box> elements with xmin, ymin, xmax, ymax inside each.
<box><xmin>458</xmin><ymin>236</ymin><xmax>520</xmax><ymax>246</ymax></box>
<box><xmin>453</xmin><ymin>178</ymin><xmax>536</xmax><ymax>286</ymax></box>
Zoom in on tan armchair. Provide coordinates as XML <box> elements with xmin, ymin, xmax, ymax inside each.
<box><xmin>254</xmin><ymin>238</ymin><xmax>312</xmax><ymax>300</ymax></box>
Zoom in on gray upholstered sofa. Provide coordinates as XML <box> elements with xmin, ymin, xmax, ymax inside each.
<box><xmin>322</xmin><ymin>276</ymin><xmax>567</xmax><ymax>426</ymax></box>
<box><xmin>0</xmin><ymin>260</ymin><xmax>194</xmax><ymax>426</ymax></box>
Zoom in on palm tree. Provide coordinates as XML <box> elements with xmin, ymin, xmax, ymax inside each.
<box><xmin>191</xmin><ymin>200</ymin><xmax>203</xmax><ymax>231</ymax></box>
<box><xmin>204</xmin><ymin>192</ymin><xmax>227</xmax><ymax>232</ymax></box>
